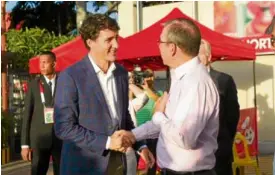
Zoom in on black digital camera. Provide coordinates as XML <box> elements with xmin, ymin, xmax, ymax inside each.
<box><xmin>132</xmin><ymin>70</ymin><xmax>153</xmax><ymax>85</ymax></box>
<box><xmin>129</xmin><ymin>66</ymin><xmax>153</xmax><ymax>85</ymax></box>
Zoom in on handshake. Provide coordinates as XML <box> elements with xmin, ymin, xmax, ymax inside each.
<box><xmin>108</xmin><ymin>130</ymin><xmax>155</xmax><ymax>169</ymax></box>
<box><xmin>109</xmin><ymin>130</ymin><xmax>136</xmax><ymax>153</ymax></box>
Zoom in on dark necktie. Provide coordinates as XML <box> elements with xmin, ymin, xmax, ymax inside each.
<box><xmin>48</xmin><ymin>81</ymin><xmax>52</xmax><ymax>96</ymax></box>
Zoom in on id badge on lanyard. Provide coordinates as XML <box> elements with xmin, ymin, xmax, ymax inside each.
<box><xmin>39</xmin><ymin>82</ymin><xmax>54</xmax><ymax>124</ymax></box>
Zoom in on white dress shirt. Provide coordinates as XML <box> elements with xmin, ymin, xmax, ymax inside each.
<box><xmin>44</xmin><ymin>75</ymin><xmax>56</xmax><ymax>96</ymax></box>
<box><xmin>89</xmin><ymin>55</ymin><xmax>119</xmax><ymax>150</ymax></box>
<box><xmin>128</xmin><ymin>93</ymin><xmax>148</xmax><ymax>127</ymax></box>
<box><xmin>132</xmin><ymin>57</ymin><xmax>220</xmax><ymax>172</ymax></box>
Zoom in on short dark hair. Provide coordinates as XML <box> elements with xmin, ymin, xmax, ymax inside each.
<box><xmin>79</xmin><ymin>14</ymin><xmax>120</xmax><ymax>49</ymax></box>
<box><xmin>39</xmin><ymin>51</ymin><xmax>56</xmax><ymax>62</ymax></box>
<box><xmin>164</xmin><ymin>18</ymin><xmax>201</xmax><ymax>57</ymax></box>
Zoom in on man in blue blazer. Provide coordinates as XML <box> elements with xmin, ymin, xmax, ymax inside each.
<box><xmin>54</xmin><ymin>14</ymin><xmax>154</xmax><ymax>175</ymax></box>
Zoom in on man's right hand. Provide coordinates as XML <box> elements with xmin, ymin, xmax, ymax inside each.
<box><xmin>21</xmin><ymin>148</ymin><xmax>32</xmax><ymax>161</ymax></box>
<box><xmin>109</xmin><ymin>130</ymin><xmax>135</xmax><ymax>152</ymax></box>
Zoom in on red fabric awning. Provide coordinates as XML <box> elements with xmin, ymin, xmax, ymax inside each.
<box><xmin>29</xmin><ymin>36</ymin><xmax>88</xmax><ymax>74</ymax></box>
<box><xmin>116</xmin><ymin>8</ymin><xmax>256</xmax><ymax>62</ymax></box>
<box><xmin>29</xmin><ymin>8</ymin><xmax>255</xmax><ymax>73</ymax></box>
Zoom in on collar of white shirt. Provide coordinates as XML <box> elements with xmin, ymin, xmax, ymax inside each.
<box><xmin>43</xmin><ymin>75</ymin><xmax>56</xmax><ymax>85</ymax></box>
<box><xmin>88</xmin><ymin>55</ymin><xmax>116</xmax><ymax>75</ymax></box>
<box><xmin>174</xmin><ymin>56</ymin><xmax>200</xmax><ymax>80</ymax></box>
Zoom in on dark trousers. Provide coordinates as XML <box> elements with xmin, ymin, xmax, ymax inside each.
<box><xmin>214</xmin><ymin>155</ymin><xmax>233</xmax><ymax>175</ymax></box>
<box><xmin>31</xmin><ymin>147</ymin><xmax>61</xmax><ymax>175</ymax></box>
<box><xmin>161</xmin><ymin>169</ymin><xmax>216</xmax><ymax>175</ymax></box>
<box><xmin>106</xmin><ymin>151</ymin><xmax>124</xmax><ymax>175</ymax></box>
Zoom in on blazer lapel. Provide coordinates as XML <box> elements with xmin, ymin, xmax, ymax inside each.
<box><xmin>82</xmin><ymin>56</ymin><xmax>112</xmax><ymax>120</ymax></box>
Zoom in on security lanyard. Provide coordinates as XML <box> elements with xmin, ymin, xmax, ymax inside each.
<box><xmin>39</xmin><ymin>81</ymin><xmax>46</xmax><ymax>104</ymax></box>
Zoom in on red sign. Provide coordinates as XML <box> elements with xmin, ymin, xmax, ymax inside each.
<box><xmin>241</xmin><ymin>35</ymin><xmax>274</xmax><ymax>55</ymax></box>
<box><xmin>236</xmin><ymin>107</ymin><xmax>258</xmax><ymax>156</ymax></box>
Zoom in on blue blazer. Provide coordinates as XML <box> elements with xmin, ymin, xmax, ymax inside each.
<box><xmin>54</xmin><ymin>56</ymin><xmax>142</xmax><ymax>175</ymax></box>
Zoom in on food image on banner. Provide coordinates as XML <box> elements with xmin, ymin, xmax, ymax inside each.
<box><xmin>214</xmin><ymin>2</ymin><xmax>237</xmax><ymax>36</ymax></box>
<box><xmin>244</xmin><ymin>2</ymin><xmax>275</xmax><ymax>36</ymax></box>
<box><xmin>214</xmin><ymin>1</ymin><xmax>275</xmax><ymax>37</ymax></box>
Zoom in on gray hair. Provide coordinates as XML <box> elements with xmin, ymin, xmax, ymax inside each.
<box><xmin>163</xmin><ymin>18</ymin><xmax>201</xmax><ymax>57</ymax></box>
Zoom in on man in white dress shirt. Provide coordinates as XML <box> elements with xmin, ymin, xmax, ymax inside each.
<box><xmin>119</xmin><ymin>18</ymin><xmax>220</xmax><ymax>175</ymax></box>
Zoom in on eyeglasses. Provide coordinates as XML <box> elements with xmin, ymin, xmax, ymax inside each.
<box><xmin>157</xmin><ymin>39</ymin><xmax>173</xmax><ymax>44</ymax></box>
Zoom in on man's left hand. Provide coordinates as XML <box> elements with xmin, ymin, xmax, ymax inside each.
<box><xmin>154</xmin><ymin>91</ymin><xmax>169</xmax><ymax>113</ymax></box>
<box><xmin>139</xmin><ymin>147</ymin><xmax>155</xmax><ymax>171</ymax></box>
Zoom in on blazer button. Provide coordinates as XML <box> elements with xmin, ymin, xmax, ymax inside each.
<box><xmin>108</xmin><ymin>125</ymin><xmax>112</xmax><ymax>129</ymax></box>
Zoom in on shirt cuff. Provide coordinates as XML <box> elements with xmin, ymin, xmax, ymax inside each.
<box><xmin>138</xmin><ymin>145</ymin><xmax>148</xmax><ymax>152</ymax></box>
<box><xmin>105</xmin><ymin>136</ymin><xmax>111</xmax><ymax>150</ymax></box>
<box><xmin>152</xmin><ymin>112</ymin><xmax>168</xmax><ymax>126</ymax></box>
<box><xmin>21</xmin><ymin>145</ymin><xmax>29</xmax><ymax>148</ymax></box>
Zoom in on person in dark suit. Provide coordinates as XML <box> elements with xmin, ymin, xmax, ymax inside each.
<box><xmin>199</xmin><ymin>39</ymin><xmax>240</xmax><ymax>175</ymax></box>
<box><xmin>21</xmin><ymin>51</ymin><xmax>62</xmax><ymax>175</ymax></box>
<box><xmin>54</xmin><ymin>14</ymin><xmax>154</xmax><ymax>175</ymax></box>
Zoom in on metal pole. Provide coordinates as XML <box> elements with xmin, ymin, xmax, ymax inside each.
<box><xmin>253</xmin><ymin>61</ymin><xmax>257</xmax><ymax>109</ymax></box>
<box><xmin>192</xmin><ymin>1</ymin><xmax>198</xmax><ymax>20</ymax></box>
<box><xmin>252</xmin><ymin>60</ymin><xmax>260</xmax><ymax>166</ymax></box>
<box><xmin>136</xmin><ymin>1</ymin><xmax>142</xmax><ymax>31</ymax></box>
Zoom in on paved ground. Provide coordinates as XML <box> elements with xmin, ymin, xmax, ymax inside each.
<box><xmin>245</xmin><ymin>155</ymin><xmax>274</xmax><ymax>175</ymax></box>
<box><xmin>2</xmin><ymin>161</ymin><xmax>53</xmax><ymax>175</ymax></box>
<box><xmin>1</xmin><ymin>155</ymin><xmax>274</xmax><ymax>175</ymax></box>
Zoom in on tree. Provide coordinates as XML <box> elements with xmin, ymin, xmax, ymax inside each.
<box><xmin>76</xmin><ymin>1</ymin><xmax>87</xmax><ymax>29</ymax></box>
<box><xmin>6</xmin><ymin>28</ymin><xmax>74</xmax><ymax>70</ymax></box>
<box><xmin>10</xmin><ymin>1</ymin><xmax>76</xmax><ymax>35</ymax></box>
<box><xmin>141</xmin><ymin>1</ymin><xmax>179</xmax><ymax>7</ymax></box>
<box><xmin>92</xmin><ymin>1</ymin><xmax>120</xmax><ymax>16</ymax></box>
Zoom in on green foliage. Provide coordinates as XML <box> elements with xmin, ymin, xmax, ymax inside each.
<box><xmin>142</xmin><ymin>1</ymin><xmax>179</xmax><ymax>7</ymax></box>
<box><xmin>6</xmin><ymin>27</ymin><xmax>74</xmax><ymax>70</ymax></box>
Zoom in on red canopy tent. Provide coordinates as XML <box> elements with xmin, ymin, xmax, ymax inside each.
<box><xmin>116</xmin><ymin>8</ymin><xmax>255</xmax><ymax>70</ymax></box>
<box><xmin>29</xmin><ymin>8</ymin><xmax>255</xmax><ymax>73</ymax></box>
<box><xmin>29</xmin><ymin>36</ymin><xmax>94</xmax><ymax>73</ymax></box>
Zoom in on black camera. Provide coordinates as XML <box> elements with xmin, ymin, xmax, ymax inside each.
<box><xmin>129</xmin><ymin>66</ymin><xmax>153</xmax><ymax>85</ymax></box>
